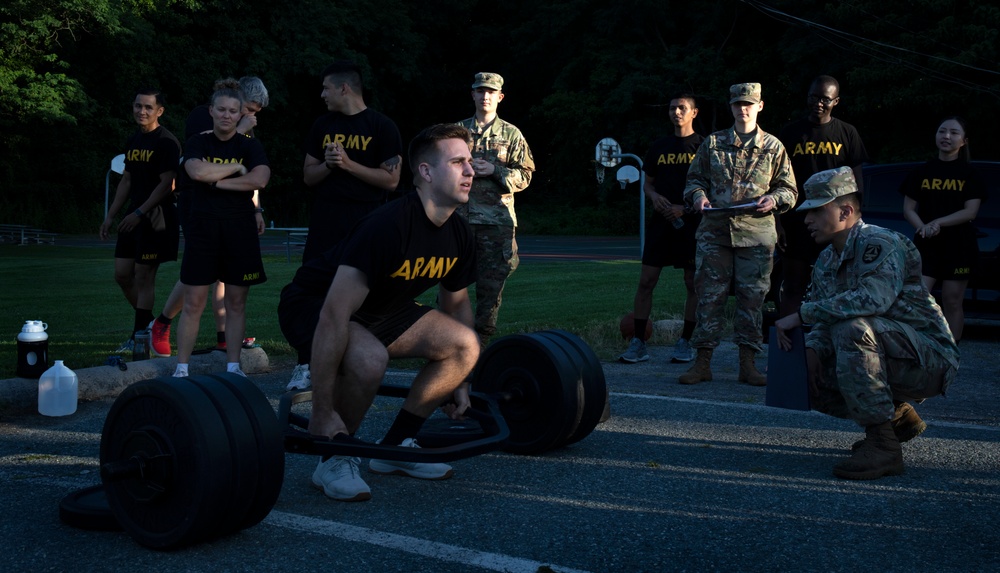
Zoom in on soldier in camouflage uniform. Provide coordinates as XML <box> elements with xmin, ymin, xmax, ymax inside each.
<box><xmin>681</xmin><ymin>83</ymin><xmax>797</xmax><ymax>387</ymax></box>
<box><xmin>775</xmin><ymin>167</ymin><xmax>959</xmax><ymax>480</ymax></box>
<box><xmin>456</xmin><ymin>72</ymin><xmax>535</xmax><ymax>344</ymax></box>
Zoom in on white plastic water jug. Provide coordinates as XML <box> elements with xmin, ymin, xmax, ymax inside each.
<box><xmin>38</xmin><ymin>360</ymin><xmax>78</xmax><ymax>417</ymax></box>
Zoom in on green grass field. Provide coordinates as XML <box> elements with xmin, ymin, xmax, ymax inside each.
<box><xmin>0</xmin><ymin>244</ymin><xmax>691</xmax><ymax>379</ymax></box>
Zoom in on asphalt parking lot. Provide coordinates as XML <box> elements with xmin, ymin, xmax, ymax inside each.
<box><xmin>2</xmin><ymin>335</ymin><xmax>998</xmax><ymax>572</ymax></box>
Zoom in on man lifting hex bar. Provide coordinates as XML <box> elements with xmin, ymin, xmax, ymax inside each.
<box><xmin>278</xmin><ymin>123</ymin><xmax>480</xmax><ymax>501</ymax></box>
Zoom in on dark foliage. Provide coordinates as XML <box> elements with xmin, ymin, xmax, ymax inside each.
<box><xmin>2</xmin><ymin>0</ymin><xmax>997</xmax><ymax>234</ymax></box>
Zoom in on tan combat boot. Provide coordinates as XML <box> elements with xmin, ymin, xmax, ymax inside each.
<box><xmin>738</xmin><ymin>345</ymin><xmax>767</xmax><ymax>386</ymax></box>
<box><xmin>833</xmin><ymin>420</ymin><xmax>904</xmax><ymax>480</ymax></box>
<box><xmin>679</xmin><ymin>348</ymin><xmax>713</xmax><ymax>385</ymax></box>
<box><xmin>851</xmin><ymin>401</ymin><xmax>928</xmax><ymax>451</ymax></box>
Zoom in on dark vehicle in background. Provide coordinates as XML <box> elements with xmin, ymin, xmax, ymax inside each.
<box><xmin>763</xmin><ymin>161</ymin><xmax>1000</xmax><ymax>332</ymax></box>
<box><xmin>860</xmin><ymin>161</ymin><xmax>1000</xmax><ymax>319</ymax></box>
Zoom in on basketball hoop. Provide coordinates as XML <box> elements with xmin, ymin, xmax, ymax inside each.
<box><xmin>594</xmin><ymin>137</ymin><xmax>622</xmax><ymax>185</ymax></box>
<box><xmin>595</xmin><ymin>137</ymin><xmax>622</xmax><ymax>168</ymax></box>
<box><xmin>590</xmin><ymin>139</ymin><xmax>647</xmax><ymax>259</ymax></box>
<box><xmin>616</xmin><ymin>165</ymin><xmax>640</xmax><ymax>190</ymax></box>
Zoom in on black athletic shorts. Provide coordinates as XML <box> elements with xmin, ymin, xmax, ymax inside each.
<box><xmin>279</xmin><ymin>282</ymin><xmax>434</xmax><ymax>357</ymax></box>
<box><xmin>113</xmin><ymin>204</ymin><xmax>180</xmax><ymax>265</ymax></box>
<box><xmin>180</xmin><ymin>214</ymin><xmax>266</xmax><ymax>287</ymax></box>
<box><xmin>641</xmin><ymin>214</ymin><xmax>698</xmax><ymax>270</ymax></box>
<box><xmin>779</xmin><ymin>210</ymin><xmax>824</xmax><ymax>263</ymax></box>
<box><xmin>914</xmin><ymin>235</ymin><xmax>978</xmax><ymax>282</ymax></box>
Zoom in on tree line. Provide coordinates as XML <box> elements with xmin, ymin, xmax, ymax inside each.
<box><xmin>2</xmin><ymin>0</ymin><xmax>997</xmax><ymax>234</ymax></box>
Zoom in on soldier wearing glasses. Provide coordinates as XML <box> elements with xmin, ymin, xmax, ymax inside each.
<box><xmin>777</xmin><ymin>76</ymin><xmax>869</xmax><ymax>317</ymax></box>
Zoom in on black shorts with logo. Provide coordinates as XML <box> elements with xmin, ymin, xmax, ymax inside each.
<box><xmin>915</xmin><ymin>233</ymin><xmax>978</xmax><ymax>282</ymax></box>
<box><xmin>180</xmin><ymin>214</ymin><xmax>266</xmax><ymax>287</ymax></box>
<box><xmin>113</xmin><ymin>204</ymin><xmax>180</xmax><ymax>265</ymax></box>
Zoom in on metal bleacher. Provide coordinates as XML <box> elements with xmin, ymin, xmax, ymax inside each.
<box><xmin>0</xmin><ymin>224</ymin><xmax>58</xmax><ymax>245</ymax></box>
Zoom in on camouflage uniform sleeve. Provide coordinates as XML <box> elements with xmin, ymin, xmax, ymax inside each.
<box><xmin>494</xmin><ymin>127</ymin><xmax>534</xmax><ymax>194</ymax></box>
<box><xmin>766</xmin><ymin>143</ymin><xmax>797</xmax><ymax>213</ymax></box>
<box><xmin>799</xmin><ymin>233</ymin><xmax>906</xmax><ymax>326</ymax></box>
<box><xmin>802</xmin><ymin>256</ymin><xmax>835</xmax><ymax>359</ymax></box>
<box><xmin>683</xmin><ymin>137</ymin><xmax>712</xmax><ymax>205</ymax></box>
<box><xmin>804</xmin><ymin>322</ymin><xmax>834</xmax><ymax>360</ymax></box>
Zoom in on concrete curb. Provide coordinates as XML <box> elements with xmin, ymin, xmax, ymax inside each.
<box><xmin>1</xmin><ymin>347</ymin><xmax>270</xmax><ymax>416</ymax></box>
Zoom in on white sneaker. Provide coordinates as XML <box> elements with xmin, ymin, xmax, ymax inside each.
<box><xmin>312</xmin><ymin>456</ymin><xmax>371</xmax><ymax>502</ymax></box>
<box><xmin>670</xmin><ymin>337</ymin><xmax>696</xmax><ymax>363</ymax></box>
<box><xmin>115</xmin><ymin>338</ymin><xmax>135</xmax><ymax>354</ymax></box>
<box><xmin>369</xmin><ymin>438</ymin><xmax>454</xmax><ymax>480</ymax></box>
<box><xmin>287</xmin><ymin>364</ymin><xmax>311</xmax><ymax>391</ymax></box>
<box><xmin>618</xmin><ymin>337</ymin><xmax>650</xmax><ymax>363</ymax></box>
<box><xmin>227</xmin><ymin>367</ymin><xmax>248</xmax><ymax>378</ymax></box>
<box><xmin>172</xmin><ymin>364</ymin><xmax>188</xmax><ymax>378</ymax></box>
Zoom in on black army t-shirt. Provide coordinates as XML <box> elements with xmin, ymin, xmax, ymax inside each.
<box><xmin>292</xmin><ymin>192</ymin><xmax>477</xmax><ymax>318</ymax></box>
<box><xmin>303</xmin><ymin>108</ymin><xmax>403</xmax><ymax>203</ymax></box>
<box><xmin>899</xmin><ymin>158</ymin><xmax>987</xmax><ymax>245</ymax></box>
<box><xmin>123</xmin><ymin>126</ymin><xmax>181</xmax><ymax>209</ymax></box>
<box><xmin>183</xmin><ymin>132</ymin><xmax>269</xmax><ymax>219</ymax></box>
<box><xmin>779</xmin><ymin>117</ymin><xmax>868</xmax><ymax>206</ymax></box>
<box><xmin>642</xmin><ymin>133</ymin><xmax>705</xmax><ymax>204</ymax></box>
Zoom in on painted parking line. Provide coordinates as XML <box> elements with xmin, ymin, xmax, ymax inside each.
<box><xmin>265</xmin><ymin>510</ymin><xmax>594</xmax><ymax>573</ymax></box>
<box><xmin>19</xmin><ymin>467</ymin><xmax>590</xmax><ymax>570</ymax></box>
<box><xmin>610</xmin><ymin>392</ymin><xmax>1000</xmax><ymax>432</ymax></box>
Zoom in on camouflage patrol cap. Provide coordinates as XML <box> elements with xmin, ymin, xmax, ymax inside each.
<box><xmin>472</xmin><ymin>72</ymin><xmax>504</xmax><ymax>91</ymax></box>
<box><xmin>797</xmin><ymin>166</ymin><xmax>859</xmax><ymax>211</ymax></box>
<box><xmin>729</xmin><ymin>83</ymin><xmax>762</xmax><ymax>104</ymax></box>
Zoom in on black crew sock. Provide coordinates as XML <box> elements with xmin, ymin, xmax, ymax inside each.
<box><xmin>320</xmin><ymin>433</ymin><xmax>362</xmax><ymax>462</ymax></box>
<box><xmin>682</xmin><ymin>320</ymin><xmax>696</xmax><ymax>340</ymax></box>
<box><xmin>156</xmin><ymin>314</ymin><xmax>172</xmax><ymax>326</ymax></box>
<box><xmin>217</xmin><ymin>331</ymin><xmax>226</xmax><ymax>344</ymax></box>
<box><xmin>134</xmin><ymin>308</ymin><xmax>154</xmax><ymax>334</ymax></box>
<box><xmin>381</xmin><ymin>409</ymin><xmax>428</xmax><ymax>446</ymax></box>
<box><xmin>634</xmin><ymin>318</ymin><xmax>649</xmax><ymax>342</ymax></box>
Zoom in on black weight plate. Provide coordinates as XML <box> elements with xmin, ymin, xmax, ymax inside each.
<box><xmin>100</xmin><ymin>377</ymin><xmax>234</xmax><ymax>550</ymax></box>
<box><xmin>415</xmin><ymin>416</ymin><xmax>488</xmax><ymax>448</ymax></box>
<box><xmin>530</xmin><ymin>332</ymin><xmax>586</xmax><ymax>445</ymax></box>
<box><xmin>185</xmin><ymin>375</ymin><xmax>263</xmax><ymax>539</ymax></box>
<box><xmin>203</xmin><ymin>373</ymin><xmax>284</xmax><ymax>532</ymax></box>
<box><xmin>473</xmin><ymin>333</ymin><xmax>581</xmax><ymax>454</ymax></box>
<box><xmin>537</xmin><ymin>330</ymin><xmax>608</xmax><ymax>445</ymax></box>
<box><xmin>59</xmin><ymin>484</ymin><xmax>123</xmax><ymax>532</ymax></box>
